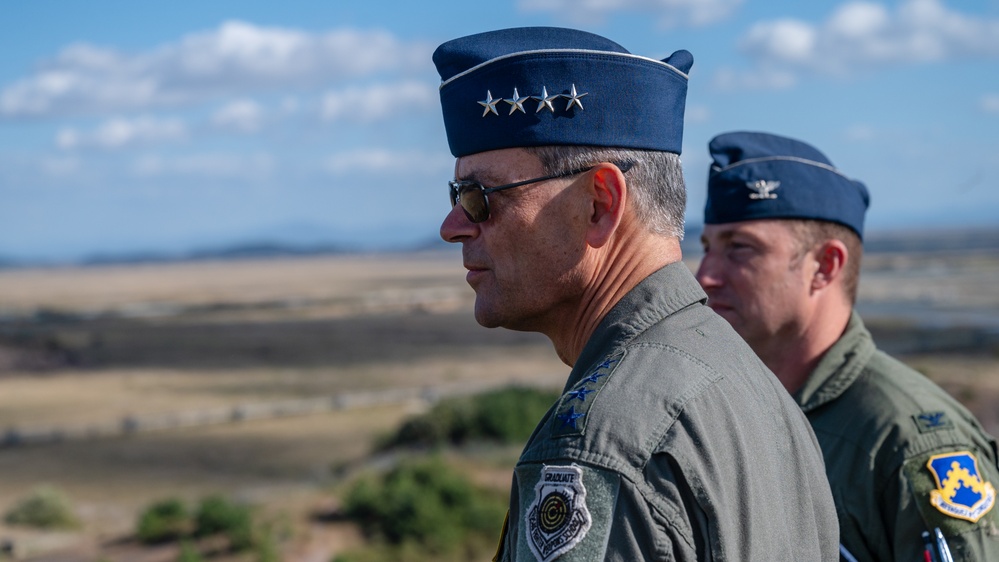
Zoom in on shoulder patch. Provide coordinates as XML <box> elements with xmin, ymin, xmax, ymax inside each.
<box><xmin>914</xmin><ymin>411</ymin><xmax>954</xmax><ymax>433</ymax></box>
<box><xmin>526</xmin><ymin>464</ymin><xmax>592</xmax><ymax>562</ymax></box>
<box><xmin>926</xmin><ymin>451</ymin><xmax>997</xmax><ymax>523</ymax></box>
<box><xmin>551</xmin><ymin>352</ymin><xmax>622</xmax><ymax>438</ymax></box>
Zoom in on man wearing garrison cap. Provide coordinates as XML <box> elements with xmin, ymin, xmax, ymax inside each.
<box><xmin>697</xmin><ymin>131</ymin><xmax>999</xmax><ymax>561</ymax></box>
<box><xmin>433</xmin><ymin>28</ymin><xmax>838</xmax><ymax>561</ymax></box>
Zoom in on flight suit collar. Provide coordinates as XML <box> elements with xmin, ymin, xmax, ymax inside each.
<box><xmin>566</xmin><ymin>262</ymin><xmax>707</xmax><ymax>392</ymax></box>
<box><xmin>795</xmin><ymin>310</ymin><xmax>877</xmax><ymax>413</ymax></box>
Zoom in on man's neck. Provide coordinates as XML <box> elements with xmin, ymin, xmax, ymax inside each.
<box><xmin>758</xmin><ymin>304</ymin><xmax>852</xmax><ymax>394</ymax></box>
<box><xmin>549</xmin><ymin>234</ymin><xmax>682</xmax><ymax>367</ymax></box>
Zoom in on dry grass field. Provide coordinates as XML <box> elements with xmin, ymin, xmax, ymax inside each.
<box><xmin>0</xmin><ymin>246</ymin><xmax>996</xmax><ymax>561</ymax></box>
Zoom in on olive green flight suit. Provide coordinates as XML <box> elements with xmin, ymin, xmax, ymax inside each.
<box><xmin>494</xmin><ymin>263</ymin><xmax>839</xmax><ymax>561</ymax></box>
<box><xmin>796</xmin><ymin>311</ymin><xmax>999</xmax><ymax>561</ymax></box>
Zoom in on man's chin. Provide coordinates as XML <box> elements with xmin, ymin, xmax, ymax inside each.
<box><xmin>473</xmin><ymin>300</ymin><xmax>503</xmax><ymax>329</ymax></box>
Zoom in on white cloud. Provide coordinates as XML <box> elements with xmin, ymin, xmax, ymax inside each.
<box><xmin>325</xmin><ymin>148</ymin><xmax>449</xmax><ymax>176</ymax></box>
<box><xmin>981</xmin><ymin>93</ymin><xmax>999</xmax><ymax>114</ymax></box>
<box><xmin>684</xmin><ymin>104</ymin><xmax>711</xmax><ymax>123</ymax></box>
<box><xmin>321</xmin><ymin>81</ymin><xmax>437</xmax><ymax>123</ymax></box>
<box><xmin>0</xmin><ymin>21</ymin><xmax>434</xmax><ymax>118</ymax></box>
<box><xmin>133</xmin><ymin>152</ymin><xmax>274</xmax><ymax>179</ymax></box>
<box><xmin>741</xmin><ymin>19</ymin><xmax>817</xmax><ymax>64</ymax></box>
<box><xmin>518</xmin><ymin>0</ymin><xmax>743</xmax><ymax>28</ymax></box>
<box><xmin>212</xmin><ymin>99</ymin><xmax>264</xmax><ymax>133</ymax></box>
<box><xmin>57</xmin><ymin>116</ymin><xmax>187</xmax><ymax>149</ymax></box>
<box><xmin>723</xmin><ymin>0</ymin><xmax>999</xmax><ymax>88</ymax></box>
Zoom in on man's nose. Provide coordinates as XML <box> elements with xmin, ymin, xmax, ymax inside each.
<box><xmin>695</xmin><ymin>253</ymin><xmax>723</xmax><ymax>289</ymax></box>
<box><xmin>440</xmin><ymin>204</ymin><xmax>478</xmax><ymax>243</ymax></box>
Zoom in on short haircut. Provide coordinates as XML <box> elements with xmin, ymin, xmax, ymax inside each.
<box><xmin>524</xmin><ymin>146</ymin><xmax>686</xmax><ymax>239</ymax></box>
<box><xmin>785</xmin><ymin>219</ymin><xmax>863</xmax><ymax>304</ymax></box>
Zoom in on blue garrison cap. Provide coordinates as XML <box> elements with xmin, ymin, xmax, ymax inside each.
<box><xmin>704</xmin><ymin>131</ymin><xmax>870</xmax><ymax>238</ymax></box>
<box><xmin>432</xmin><ymin>27</ymin><xmax>693</xmax><ymax>157</ymax></box>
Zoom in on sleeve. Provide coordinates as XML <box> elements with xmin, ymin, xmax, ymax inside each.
<box><xmin>893</xmin><ymin>447</ymin><xmax>999</xmax><ymax>561</ymax></box>
<box><xmin>504</xmin><ymin>461</ymin><xmax>696</xmax><ymax>562</ymax></box>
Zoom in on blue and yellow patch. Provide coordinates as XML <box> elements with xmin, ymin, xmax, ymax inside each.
<box><xmin>926</xmin><ymin>451</ymin><xmax>997</xmax><ymax>523</ymax></box>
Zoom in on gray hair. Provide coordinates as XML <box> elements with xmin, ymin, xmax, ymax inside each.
<box><xmin>523</xmin><ymin>146</ymin><xmax>686</xmax><ymax>239</ymax></box>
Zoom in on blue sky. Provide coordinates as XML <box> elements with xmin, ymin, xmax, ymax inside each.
<box><xmin>2</xmin><ymin>0</ymin><xmax>998</xmax><ymax>262</ymax></box>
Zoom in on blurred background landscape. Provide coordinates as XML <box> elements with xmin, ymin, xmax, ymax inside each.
<box><xmin>1</xmin><ymin>231</ymin><xmax>997</xmax><ymax>561</ymax></box>
<box><xmin>2</xmin><ymin>0</ymin><xmax>998</xmax><ymax>560</ymax></box>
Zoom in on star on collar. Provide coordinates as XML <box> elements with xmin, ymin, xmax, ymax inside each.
<box><xmin>532</xmin><ymin>86</ymin><xmax>559</xmax><ymax>113</ymax></box>
<box><xmin>478</xmin><ymin>90</ymin><xmax>500</xmax><ymax>117</ymax></box>
<box><xmin>557</xmin><ymin>407</ymin><xmax>586</xmax><ymax>429</ymax></box>
<box><xmin>563</xmin><ymin>84</ymin><xmax>588</xmax><ymax>111</ymax></box>
<box><xmin>505</xmin><ymin>87</ymin><xmax>529</xmax><ymax>115</ymax></box>
<box><xmin>566</xmin><ymin>387</ymin><xmax>595</xmax><ymax>401</ymax></box>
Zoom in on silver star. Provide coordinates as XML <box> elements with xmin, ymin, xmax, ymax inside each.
<box><xmin>478</xmin><ymin>90</ymin><xmax>500</xmax><ymax>117</ymax></box>
<box><xmin>504</xmin><ymin>87</ymin><xmax>529</xmax><ymax>115</ymax></box>
<box><xmin>563</xmin><ymin>84</ymin><xmax>588</xmax><ymax>111</ymax></box>
<box><xmin>532</xmin><ymin>86</ymin><xmax>559</xmax><ymax>113</ymax></box>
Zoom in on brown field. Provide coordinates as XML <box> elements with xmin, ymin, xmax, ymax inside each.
<box><xmin>0</xmin><ymin>248</ymin><xmax>997</xmax><ymax>561</ymax></box>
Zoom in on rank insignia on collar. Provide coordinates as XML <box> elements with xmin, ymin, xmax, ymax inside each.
<box><xmin>914</xmin><ymin>411</ymin><xmax>954</xmax><ymax>433</ymax></box>
<box><xmin>526</xmin><ymin>464</ymin><xmax>591</xmax><ymax>562</ymax></box>
<box><xmin>746</xmin><ymin>179</ymin><xmax>780</xmax><ymax>199</ymax></box>
<box><xmin>926</xmin><ymin>451</ymin><xmax>997</xmax><ymax>522</ymax></box>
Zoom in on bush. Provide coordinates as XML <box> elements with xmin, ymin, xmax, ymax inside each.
<box><xmin>4</xmin><ymin>486</ymin><xmax>79</xmax><ymax>530</ymax></box>
<box><xmin>194</xmin><ymin>495</ymin><xmax>255</xmax><ymax>551</ymax></box>
<box><xmin>472</xmin><ymin>386</ymin><xmax>559</xmax><ymax>442</ymax></box>
<box><xmin>177</xmin><ymin>540</ymin><xmax>204</xmax><ymax>562</ymax></box>
<box><xmin>136</xmin><ymin>498</ymin><xmax>190</xmax><ymax>544</ymax></box>
<box><xmin>384</xmin><ymin>386</ymin><xmax>558</xmax><ymax>449</ymax></box>
<box><xmin>342</xmin><ymin>457</ymin><xmax>505</xmax><ymax>556</ymax></box>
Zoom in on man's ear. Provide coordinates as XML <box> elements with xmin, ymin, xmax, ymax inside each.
<box><xmin>585</xmin><ymin>163</ymin><xmax>627</xmax><ymax>248</ymax></box>
<box><xmin>811</xmin><ymin>239</ymin><xmax>848</xmax><ymax>291</ymax></box>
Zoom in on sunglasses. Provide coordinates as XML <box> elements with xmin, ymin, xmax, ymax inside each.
<box><xmin>448</xmin><ymin>161</ymin><xmax>635</xmax><ymax>223</ymax></box>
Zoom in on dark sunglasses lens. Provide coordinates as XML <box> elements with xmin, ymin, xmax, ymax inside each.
<box><xmin>458</xmin><ymin>185</ymin><xmax>489</xmax><ymax>223</ymax></box>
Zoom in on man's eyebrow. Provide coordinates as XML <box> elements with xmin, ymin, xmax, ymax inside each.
<box><xmin>703</xmin><ymin>229</ymin><xmax>735</xmax><ymax>244</ymax></box>
<box><xmin>457</xmin><ymin>169</ymin><xmax>503</xmax><ymax>185</ymax></box>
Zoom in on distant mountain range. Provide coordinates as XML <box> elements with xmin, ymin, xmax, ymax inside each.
<box><xmin>2</xmin><ymin>225</ymin><xmax>997</xmax><ymax>270</ymax></box>
<box><xmin>680</xmin><ymin>225</ymin><xmax>999</xmax><ymax>258</ymax></box>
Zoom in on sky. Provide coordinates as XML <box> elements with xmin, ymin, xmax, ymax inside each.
<box><xmin>1</xmin><ymin>0</ymin><xmax>998</xmax><ymax>263</ymax></box>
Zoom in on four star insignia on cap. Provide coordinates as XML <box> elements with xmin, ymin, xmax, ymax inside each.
<box><xmin>478</xmin><ymin>90</ymin><xmax>501</xmax><ymax>117</ymax></box>
<box><xmin>479</xmin><ymin>85</ymin><xmax>588</xmax><ymax>117</ymax></box>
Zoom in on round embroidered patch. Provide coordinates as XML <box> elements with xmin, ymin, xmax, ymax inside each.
<box><xmin>526</xmin><ymin>464</ymin><xmax>592</xmax><ymax>562</ymax></box>
<box><xmin>539</xmin><ymin>492</ymin><xmax>570</xmax><ymax>534</ymax></box>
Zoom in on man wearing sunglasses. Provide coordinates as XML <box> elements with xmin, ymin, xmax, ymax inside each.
<box><xmin>696</xmin><ymin>131</ymin><xmax>999</xmax><ymax>561</ymax></box>
<box><xmin>433</xmin><ymin>27</ymin><xmax>838</xmax><ymax>561</ymax></box>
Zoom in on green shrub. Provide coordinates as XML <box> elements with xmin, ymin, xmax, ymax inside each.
<box><xmin>472</xmin><ymin>386</ymin><xmax>559</xmax><ymax>443</ymax></box>
<box><xmin>385</xmin><ymin>386</ymin><xmax>558</xmax><ymax>449</ymax></box>
<box><xmin>254</xmin><ymin>532</ymin><xmax>280</xmax><ymax>562</ymax></box>
<box><xmin>194</xmin><ymin>495</ymin><xmax>254</xmax><ymax>551</ymax></box>
<box><xmin>177</xmin><ymin>540</ymin><xmax>204</xmax><ymax>562</ymax></box>
<box><xmin>342</xmin><ymin>457</ymin><xmax>505</xmax><ymax>556</ymax></box>
<box><xmin>4</xmin><ymin>485</ymin><xmax>80</xmax><ymax>530</ymax></box>
<box><xmin>137</xmin><ymin>498</ymin><xmax>190</xmax><ymax>543</ymax></box>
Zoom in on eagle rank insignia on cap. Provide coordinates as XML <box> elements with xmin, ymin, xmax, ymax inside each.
<box><xmin>526</xmin><ymin>464</ymin><xmax>592</xmax><ymax>562</ymax></box>
<box><xmin>746</xmin><ymin>179</ymin><xmax>780</xmax><ymax>200</ymax></box>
